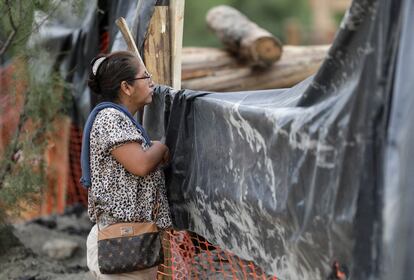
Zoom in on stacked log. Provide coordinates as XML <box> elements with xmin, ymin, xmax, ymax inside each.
<box><xmin>206</xmin><ymin>5</ymin><xmax>283</xmax><ymax>67</ymax></box>
<box><xmin>179</xmin><ymin>5</ymin><xmax>329</xmax><ymax>92</ymax></box>
<box><xmin>181</xmin><ymin>45</ymin><xmax>329</xmax><ymax>92</ymax></box>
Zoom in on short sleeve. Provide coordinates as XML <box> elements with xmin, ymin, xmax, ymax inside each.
<box><xmin>91</xmin><ymin>108</ymin><xmax>145</xmax><ymax>152</ymax></box>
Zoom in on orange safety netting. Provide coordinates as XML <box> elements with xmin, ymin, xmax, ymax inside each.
<box><xmin>67</xmin><ymin>123</ymin><xmax>278</xmax><ymax>279</ymax></box>
<box><xmin>66</xmin><ymin>124</ymin><xmax>88</xmax><ymax>207</ymax></box>
<box><xmin>158</xmin><ymin>230</ymin><xmax>278</xmax><ymax>280</ymax></box>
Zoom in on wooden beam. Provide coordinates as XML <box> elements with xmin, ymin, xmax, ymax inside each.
<box><xmin>141</xmin><ymin>2</ymin><xmax>172</xmax><ymax>140</ymax></box>
<box><xmin>115</xmin><ymin>17</ymin><xmax>145</xmax><ymax>66</ymax></box>
<box><xmin>181</xmin><ymin>47</ymin><xmax>240</xmax><ymax>80</ymax></box>
<box><xmin>143</xmin><ymin>5</ymin><xmax>172</xmax><ymax>85</ymax></box>
<box><xmin>169</xmin><ymin>0</ymin><xmax>185</xmax><ymax>89</ymax></box>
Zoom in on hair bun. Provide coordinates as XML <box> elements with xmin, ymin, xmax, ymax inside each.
<box><xmin>88</xmin><ymin>54</ymin><xmax>107</xmax><ymax>94</ymax></box>
<box><xmin>87</xmin><ymin>74</ymin><xmax>101</xmax><ymax>95</ymax></box>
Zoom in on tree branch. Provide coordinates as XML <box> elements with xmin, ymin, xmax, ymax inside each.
<box><xmin>0</xmin><ymin>0</ymin><xmax>18</xmax><ymax>56</ymax></box>
<box><xmin>0</xmin><ymin>30</ymin><xmax>16</xmax><ymax>56</ymax></box>
<box><xmin>0</xmin><ymin>1</ymin><xmax>63</xmax><ymax>56</ymax></box>
<box><xmin>10</xmin><ymin>1</ymin><xmax>63</xmax><ymax>49</ymax></box>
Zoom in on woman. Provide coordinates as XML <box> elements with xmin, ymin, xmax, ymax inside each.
<box><xmin>82</xmin><ymin>51</ymin><xmax>172</xmax><ymax>279</ymax></box>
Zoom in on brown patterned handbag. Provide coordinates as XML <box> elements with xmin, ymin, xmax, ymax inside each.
<box><xmin>94</xmin><ymin>191</ymin><xmax>163</xmax><ymax>274</ymax></box>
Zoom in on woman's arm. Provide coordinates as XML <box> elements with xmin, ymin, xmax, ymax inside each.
<box><xmin>111</xmin><ymin>141</ymin><xmax>168</xmax><ymax>176</ymax></box>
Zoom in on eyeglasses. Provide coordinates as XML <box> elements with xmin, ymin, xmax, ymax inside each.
<box><xmin>129</xmin><ymin>71</ymin><xmax>153</xmax><ymax>82</ymax></box>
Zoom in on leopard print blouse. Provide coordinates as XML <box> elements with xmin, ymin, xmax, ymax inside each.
<box><xmin>87</xmin><ymin>108</ymin><xmax>172</xmax><ymax>229</ymax></box>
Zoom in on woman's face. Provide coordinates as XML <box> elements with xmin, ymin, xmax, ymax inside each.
<box><xmin>129</xmin><ymin>61</ymin><xmax>155</xmax><ymax>107</ymax></box>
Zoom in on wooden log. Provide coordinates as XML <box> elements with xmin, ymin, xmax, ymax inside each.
<box><xmin>181</xmin><ymin>47</ymin><xmax>240</xmax><ymax>80</ymax></box>
<box><xmin>181</xmin><ymin>45</ymin><xmax>328</xmax><ymax>79</ymax></box>
<box><xmin>181</xmin><ymin>45</ymin><xmax>329</xmax><ymax>91</ymax></box>
<box><xmin>206</xmin><ymin>5</ymin><xmax>283</xmax><ymax>67</ymax></box>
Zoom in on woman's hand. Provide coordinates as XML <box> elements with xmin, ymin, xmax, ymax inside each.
<box><xmin>161</xmin><ymin>149</ymin><xmax>170</xmax><ymax>165</ymax></box>
<box><xmin>152</xmin><ymin>140</ymin><xmax>170</xmax><ymax>166</ymax></box>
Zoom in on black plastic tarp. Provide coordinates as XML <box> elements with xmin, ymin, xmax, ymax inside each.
<box><xmin>144</xmin><ymin>0</ymin><xmax>412</xmax><ymax>278</ymax></box>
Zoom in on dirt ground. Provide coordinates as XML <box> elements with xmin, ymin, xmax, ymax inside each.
<box><xmin>0</xmin><ymin>205</ymin><xmax>94</xmax><ymax>280</ymax></box>
<box><xmin>0</xmin><ymin>206</ymin><xmax>274</xmax><ymax>280</ymax></box>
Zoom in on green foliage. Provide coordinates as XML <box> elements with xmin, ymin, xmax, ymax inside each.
<box><xmin>183</xmin><ymin>0</ymin><xmax>312</xmax><ymax>47</ymax></box>
<box><xmin>0</xmin><ymin>148</ymin><xmax>46</xmax><ymax>217</ymax></box>
<box><xmin>0</xmin><ymin>1</ymin><xmax>49</xmax><ymax>58</ymax></box>
<box><xmin>0</xmin><ymin>1</ymin><xmax>76</xmax><ymax>230</ymax></box>
<box><xmin>0</xmin><ymin>0</ymin><xmax>84</xmax><ymax>59</ymax></box>
<box><xmin>0</xmin><ymin>68</ymin><xmax>70</xmax><ymax>218</ymax></box>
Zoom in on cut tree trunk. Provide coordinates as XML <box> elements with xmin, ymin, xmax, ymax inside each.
<box><xmin>181</xmin><ymin>45</ymin><xmax>329</xmax><ymax>92</ymax></box>
<box><xmin>206</xmin><ymin>5</ymin><xmax>283</xmax><ymax>67</ymax></box>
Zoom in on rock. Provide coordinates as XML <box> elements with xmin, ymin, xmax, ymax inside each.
<box><xmin>42</xmin><ymin>239</ymin><xmax>79</xmax><ymax>260</ymax></box>
<box><xmin>31</xmin><ymin>215</ymin><xmax>57</xmax><ymax>229</ymax></box>
<box><xmin>16</xmin><ymin>276</ymin><xmax>37</xmax><ymax>280</ymax></box>
<box><xmin>0</xmin><ymin>224</ymin><xmax>21</xmax><ymax>254</ymax></box>
<box><xmin>63</xmin><ymin>203</ymin><xmax>86</xmax><ymax>217</ymax></box>
<box><xmin>57</xmin><ymin>213</ymin><xmax>93</xmax><ymax>236</ymax></box>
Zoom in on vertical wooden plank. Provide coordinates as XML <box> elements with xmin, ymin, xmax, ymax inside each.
<box><xmin>142</xmin><ymin>4</ymin><xmax>174</xmax><ymax>278</ymax></box>
<box><xmin>144</xmin><ymin>5</ymin><xmax>172</xmax><ymax>86</ymax></box>
<box><xmin>170</xmin><ymin>0</ymin><xmax>185</xmax><ymax>89</ymax></box>
<box><xmin>310</xmin><ymin>0</ymin><xmax>336</xmax><ymax>43</ymax></box>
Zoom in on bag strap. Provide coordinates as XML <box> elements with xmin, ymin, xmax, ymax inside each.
<box><xmin>91</xmin><ymin>196</ymin><xmax>101</xmax><ymax>231</ymax></box>
<box><xmin>152</xmin><ymin>187</ymin><xmax>160</xmax><ymax>221</ymax></box>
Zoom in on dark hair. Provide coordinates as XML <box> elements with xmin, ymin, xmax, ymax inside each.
<box><xmin>87</xmin><ymin>51</ymin><xmax>141</xmax><ymax>101</ymax></box>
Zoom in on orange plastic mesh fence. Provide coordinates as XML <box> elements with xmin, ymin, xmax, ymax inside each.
<box><xmin>158</xmin><ymin>230</ymin><xmax>278</xmax><ymax>280</ymax></box>
<box><xmin>67</xmin><ymin>123</ymin><xmax>278</xmax><ymax>279</ymax></box>
<box><xmin>66</xmin><ymin>124</ymin><xmax>88</xmax><ymax>207</ymax></box>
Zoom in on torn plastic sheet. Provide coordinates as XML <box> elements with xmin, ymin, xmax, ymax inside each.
<box><xmin>145</xmin><ymin>0</ymin><xmax>410</xmax><ymax>278</ymax></box>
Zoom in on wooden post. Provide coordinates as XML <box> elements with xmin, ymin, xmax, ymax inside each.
<box><xmin>142</xmin><ymin>2</ymin><xmax>185</xmax><ymax>278</ymax></box>
<box><xmin>309</xmin><ymin>0</ymin><xmax>337</xmax><ymax>43</ymax></box>
<box><xmin>141</xmin><ymin>2</ymin><xmax>172</xmax><ymax>140</ymax></box>
<box><xmin>143</xmin><ymin>4</ymin><xmax>172</xmax><ymax>85</ymax></box>
<box><xmin>170</xmin><ymin>0</ymin><xmax>185</xmax><ymax>89</ymax></box>
<box><xmin>145</xmin><ymin>3</ymin><xmax>171</xmax><ymax>278</ymax></box>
